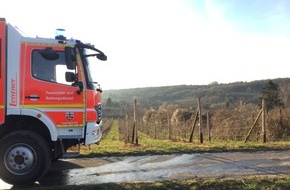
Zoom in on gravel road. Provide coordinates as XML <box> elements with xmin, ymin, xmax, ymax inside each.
<box><xmin>1</xmin><ymin>150</ymin><xmax>290</xmax><ymax>189</ymax></box>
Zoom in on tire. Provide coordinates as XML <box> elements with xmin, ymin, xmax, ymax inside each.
<box><xmin>52</xmin><ymin>141</ymin><xmax>63</xmax><ymax>162</ymax></box>
<box><xmin>0</xmin><ymin>130</ymin><xmax>52</xmax><ymax>185</ymax></box>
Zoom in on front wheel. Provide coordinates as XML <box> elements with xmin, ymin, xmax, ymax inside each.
<box><xmin>0</xmin><ymin>130</ymin><xmax>51</xmax><ymax>185</ymax></box>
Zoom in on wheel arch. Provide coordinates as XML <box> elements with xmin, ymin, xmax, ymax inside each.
<box><xmin>4</xmin><ymin>109</ymin><xmax>58</xmax><ymax>142</ymax></box>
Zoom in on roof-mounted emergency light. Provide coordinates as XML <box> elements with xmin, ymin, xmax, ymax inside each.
<box><xmin>55</xmin><ymin>28</ymin><xmax>66</xmax><ymax>40</ymax></box>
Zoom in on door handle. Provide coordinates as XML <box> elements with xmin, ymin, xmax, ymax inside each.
<box><xmin>25</xmin><ymin>95</ymin><xmax>40</xmax><ymax>99</ymax></box>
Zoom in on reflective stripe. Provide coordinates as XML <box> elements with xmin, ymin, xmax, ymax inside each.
<box><xmin>22</xmin><ymin>104</ymin><xmax>85</xmax><ymax>108</ymax></box>
<box><xmin>22</xmin><ymin>41</ymin><xmax>66</xmax><ymax>47</ymax></box>
<box><xmin>38</xmin><ymin>108</ymin><xmax>84</xmax><ymax>112</ymax></box>
<box><xmin>57</xmin><ymin>124</ymin><xmax>84</xmax><ymax>127</ymax></box>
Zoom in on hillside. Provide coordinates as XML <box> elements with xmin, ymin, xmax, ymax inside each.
<box><xmin>101</xmin><ymin>78</ymin><xmax>290</xmax><ymax>111</ymax></box>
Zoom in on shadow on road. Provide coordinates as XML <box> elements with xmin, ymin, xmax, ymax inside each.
<box><xmin>39</xmin><ymin>160</ymin><xmax>84</xmax><ymax>186</ymax></box>
<box><xmin>6</xmin><ymin>160</ymin><xmax>84</xmax><ymax>189</ymax></box>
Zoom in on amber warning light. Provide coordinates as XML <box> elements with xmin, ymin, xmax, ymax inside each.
<box><xmin>55</xmin><ymin>28</ymin><xmax>66</xmax><ymax>40</ymax></box>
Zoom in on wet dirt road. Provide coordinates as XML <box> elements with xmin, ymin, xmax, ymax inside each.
<box><xmin>1</xmin><ymin>150</ymin><xmax>290</xmax><ymax>189</ymax></box>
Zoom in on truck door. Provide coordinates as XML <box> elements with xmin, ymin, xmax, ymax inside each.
<box><xmin>0</xmin><ymin>19</ymin><xmax>5</xmax><ymax>125</ymax></box>
<box><xmin>21</xmin><ymin>45</ymin><xmax>86</xmax><ymax>132</ymax></box>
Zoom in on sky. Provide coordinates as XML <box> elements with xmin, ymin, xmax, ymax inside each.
<box><xmin>1</xmin><ymin>0</ymin><xmax>290</xmax><ymax>90</ymax></box>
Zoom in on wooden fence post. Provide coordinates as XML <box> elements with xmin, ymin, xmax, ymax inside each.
<box><xmin>262</xmin><ymin>99</ymin><xmax>266</xmax><ymax>143</ymax></box>
<box><xmin>207</xmin><ymin>111</ymin><xmax>211</xmax><ymax>141</ymax></box>
<box><xmin>198</xmin><ymin>98</ymin><xmax>203</xmax><ymax>144</ymax></box>
<box><xmin>167</xmin><ymin>112</ymin><xmax>172</xmax><ymax>140</ymax></box>
<box><xmin>244</xmin><ymin>109</ymin><xmax>262</xmax><ymax>143</ymax></box>
<box><xmin>126</xmin><ymin>113</ymin><xmax>129</xmax><ymax>143</ymax></box>
<box><xmin>154</xmin><ymin>121</ymin><xmax>157</xmax><ymax>139</ymax></box>
<box><xmin>189</xmin><ymin>111</ymin><xmax>198</xmax><ymax>142</ymax></box>
<box><xmin>131</xmin><ymin>122</ymin><xmax>135</xmax><ymax>144</ymax></box>
<box><xmin>133</xmin><ymin>97</ymin><xmax>139</xmax><ymax>145</ymax></box>
<box><xmin>244</xmin><ymin>98</ymin><xmax>267</xmax><ymax>143</ymax></box>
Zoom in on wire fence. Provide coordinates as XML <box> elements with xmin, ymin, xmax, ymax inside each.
<box><xmin>111</xmin><ymin>98</ymin><xmax>290</xmax><ymax>144</ymax></box>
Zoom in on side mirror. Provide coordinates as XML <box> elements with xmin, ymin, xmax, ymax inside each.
<box><xmin>65</xmin><ymin>72</ymin><xmax>76</xmax><ymax>82</ymax></box>
<box><xmin>97</xmin><ymin>53</ymin><xmax>107</xmax><ymax>61</ymax></box>
<box><xmin>65</xmin><ymin>47</ymin><xmax>76</xmax><ymax>70</ymax></box>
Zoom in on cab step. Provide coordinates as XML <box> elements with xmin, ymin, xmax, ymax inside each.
<box><xmin>62</xmin><ymin>152</ymin><xmax>80</xmax><ymax>158</ymax></box>
<box><xmin>60</xmin><ymin>138</ymin><xmax>81</xmax><ymax>158</ymax></box>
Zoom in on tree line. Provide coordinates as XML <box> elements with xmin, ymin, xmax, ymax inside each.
<box><xmin>104</xmin><ymin>80</ymin><xmax>290</xmax><ymax>142</ymax></box>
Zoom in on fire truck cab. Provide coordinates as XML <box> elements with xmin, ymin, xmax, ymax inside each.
<box><xmin>0</xmin><ymin>18</ymin><xmax>107</xmax><ymax>185</ymax></box>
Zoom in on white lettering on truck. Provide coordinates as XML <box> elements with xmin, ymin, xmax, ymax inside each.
<box><xmin>9</xmin><ymin>79</ymin><xmax>17</xmax><ymax>106</ymax></box>
<box><xmin>45</xmin><ymin>91</ymin><xmax>74</xmax><ymax>101</ymax></box>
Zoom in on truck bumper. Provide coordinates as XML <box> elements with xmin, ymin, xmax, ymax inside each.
<box><xmin>85</xmin><ymin>121</ymin><xmax>102</xmax><ymax>145</ymax></box>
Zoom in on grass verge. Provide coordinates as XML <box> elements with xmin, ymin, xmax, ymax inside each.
<box><xmin>19</xmin><ymin>175</ymin><xmax>290</xmax><ymax>190</ymax></box>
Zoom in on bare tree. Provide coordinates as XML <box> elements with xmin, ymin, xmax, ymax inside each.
<box><xmin>279</xmin><ymin>80</ymin><xmax>290</xmax><ymax>107</ymax></box>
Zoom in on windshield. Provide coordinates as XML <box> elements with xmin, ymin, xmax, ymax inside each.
<box><xmin>81</xmin><ymin>48</ymin><xmax>102</xmax><ymax>91</ymax></box>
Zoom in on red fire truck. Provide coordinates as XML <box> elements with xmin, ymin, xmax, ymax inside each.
<box><xmin>0</xmin><ymin>18</ymin><xmax>107</xmax><ymax>185</ymax></box>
